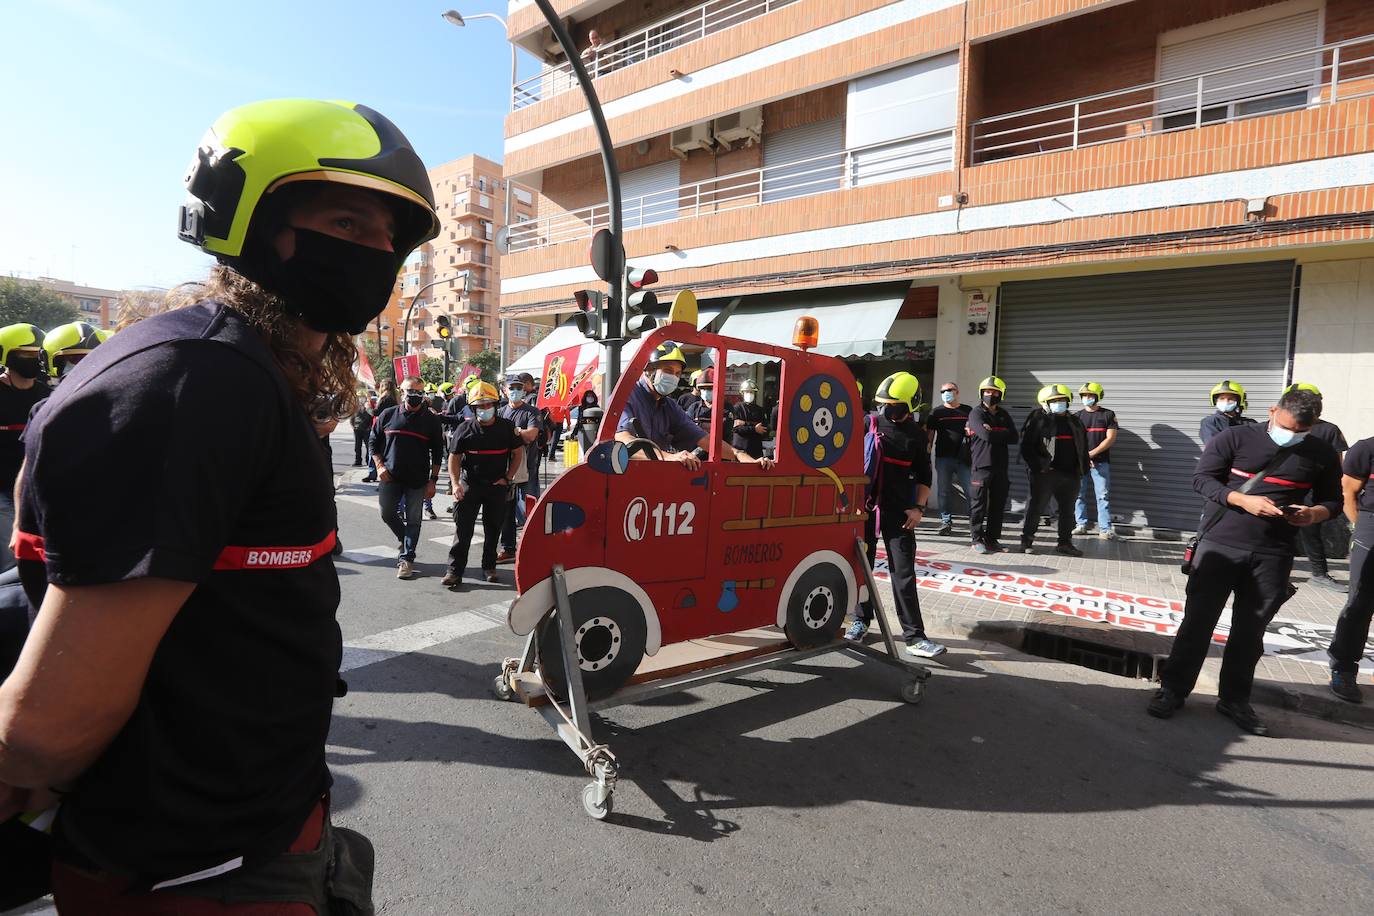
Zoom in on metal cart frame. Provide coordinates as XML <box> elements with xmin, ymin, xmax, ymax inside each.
<box><xmin>493</xmin><ymin>537</ymin><xmax>932</xmax><ymax>819</ymax></box>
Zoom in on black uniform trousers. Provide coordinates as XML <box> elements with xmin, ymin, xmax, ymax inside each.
<box><xmin>970</xmin><ymin>469</ymin><xmax>1009</xmax><ymax>546</ymax></box>
<box><xmin>859</xmin><ymin>509</ymin><xmax>928</xmax><ymax>643</ymax></box>
<box><xmin>1329</xmin><ymin>512</ymin><xmax>1374</xmax><ymax>673</ymax></box>
<box><xmin>353</xmin><ymin>427</ymin><xmax>370</xmax><ymax>464</ymax></box>
<box><xmin>1161</xmin><ymin>540</ymin><xmax>1293</xmax><ymax>702</ymax></box>
<box><xmin>449</xmin><ymin>483</ymin><xmax>508</xmax><ymax>575</ymax></box>
<box><xmin>1021</xmin><ymin>469</ymin><xmax>1080</xmax><ymax>546</ymax></box>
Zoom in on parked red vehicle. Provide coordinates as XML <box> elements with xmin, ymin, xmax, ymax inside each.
<box><xmin>507</xmin><ymin>313</ymin><xmax>869</xmax><ymax>694</ymax></box>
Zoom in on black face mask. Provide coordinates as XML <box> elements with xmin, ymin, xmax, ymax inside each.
<box><xmin>404</xmin><ymin>392</ymin><xmax>426</xmax><ymax>410</ymax></box>
<box><xmin>982</xmin><ymin>394</ymin><xmax>1001</xmax><ymax>407</ymax></box>
<box><xmin>257</xmin><ymin>228</ymin><xmax>400</xmax><ymax>335</ymax></box>
<box><xmin>6</xmin><ymin>356</ymin><xmax>42</xmax><ymax>379</ymax></box>
<box><xmin>881</xmin><ymin>404</ymin><xmax>909</xmax><ymax>423</ymax></box>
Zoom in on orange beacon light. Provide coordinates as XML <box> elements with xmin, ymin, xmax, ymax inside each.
<box><xmin>793</xmin><ymin>316</ymin><xmax>819</xmax><ymax>351</ymax></box>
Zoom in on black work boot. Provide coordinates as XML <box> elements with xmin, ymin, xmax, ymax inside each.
<box><xmin>1147</xmin><ymin>687</ymin><xmax>1184</xmax><ymax>719</ymax></box>
<box><xmin>1330</xmin><ymin>670</ymin><xmax>1363</xmax><ymax>704</ymax></box>
<box><xmin>1215</xmin><ymin>698</ymin><xmax>1269</xmax><ymax>736</ymax></box>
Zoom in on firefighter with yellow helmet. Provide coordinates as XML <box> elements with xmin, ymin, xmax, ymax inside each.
<box><xmin>42</xmin><ymin>320</ymin><xmax>104</xmax><ymax>381</ymax></box>
<box><xmin>847</xmin><ymin>372</ymin><xmax>946</xmax><ymax>657</ymax></box>
<box><xmin>0</xmin><ymin>98</ymin><xmax>440</xmax><ymax>906</ymax></box>
<box><xmin>614</xmin><ymin>341</ymin><xmax>773</xmax><ymax>471</ymax></box>
<box><xmin>678</xmin><ymin>367</ymin><xmax>706</xmax><ymax>413</ymax></box>
<box><xmin>1200</xmin><ymin>379</ymin><xmax>1256</xmax><ymax>444</ymax></box>
<box><xmin>1073</xmin><ymin>381</ymin><xmax>1121</xmax><ymax>541</ymax></box>
<box><xmin>1018</xmin><ymin>384</ymin><xmax>1089</xmax><ymax>556</ymax></box>
<box><xmin>966</xmin><ymin>375</ymin><xmax>1018</xmax><ymax>553</ymax></box>
<box><xmin>0</xmin><ymin>323</ymin><xmax>51</xmax><ymax>571</ymax></box>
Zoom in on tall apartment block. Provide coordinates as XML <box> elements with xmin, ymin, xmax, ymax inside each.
<box><xmin>399</xmin><ymin>154</ymin><xmax>544</xmax><ymax>366</ymax></box>
<box><xmin>499</xmin><ymin>0</ymin><xmax>1374</xmax><ymax>529</ymax></box>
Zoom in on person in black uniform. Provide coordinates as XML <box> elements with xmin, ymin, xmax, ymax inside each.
<box><xmin>1328</xmin><ymin>433</ymin><xmax>1374</xmax><ymax>703</ymax></box>
<box><xmin>846</xmin><ymin>372</ymin><xmax>946</xmax><ymax>658</ymax></box>
<box><xmin>495</xmin><ymin>374</ymin><xmax>547</xmax><ymax>563</ymax></box>
<box><xmin>1072</xmin><ymin>381</ymin><xmax>1120</xmax><ymax>540</ymax></box>
<box><xmin>0</xmin><ymin>98</ymin><xmax>440</xmax><ymax>909</ymax></box>
<box><xmin>370</xmin><ymin>376</ymin><xmax>445</xmax><ymax>579</ymax></box>
<box><xmin>445</xmin><ymin>381</ymin><xmax>524</xmax><ymax>588</ymax></box>
<box><xmin>0</xmin><ymin>324</ymin><xmax>51</xmax><ymax>572</ymax></box>
<box><xmin>729</xmin><ymin>378</ymin><xmax>768</xmax><ymax>459</ymax></box>
<box><xmin>349</xmin><ymin>395</ymin><xmax>374</xmax><ymax>467</ymax></box>
<box><xmin>927</xmin><ymin>381</ymin><xmax>972</xmax><ymax>537</ymax></box>
<box><xmin>686</xmin><ymin>366</ymin><xmax>717</xmax><ymax>433</ymax></box>
<box><xmin>1018</xmin><ymin>384</ymin><xmax>1088</xmax><ymax>556</ymax></box>
<box><xmin>678</xmin><ymin>368</ymin><xmax>705</xmax><ymax>414</ymax></box>
<box><xmin>1150</xmin><ymin>387</ymin><xmax>1341</xmax><ymax>736</ymax></box>
<box><xmin>966</xmin><ymin>375</ymin><xmax>1018</xmax><ymax>554</ymax></box>
<box><xmin>1199</xmin><ymin>378</ymin><xmax>1255</xmax><ymax>444</ymax></box>
<box><xmin>365</xmin><ymin>379</ymin><xmax>398</xmax><ymax>483</ymax></box>
<box><xmin>1285</xmin><ymin>383</ymin><xmax>1349</xmax><ymax>592</ymax></box>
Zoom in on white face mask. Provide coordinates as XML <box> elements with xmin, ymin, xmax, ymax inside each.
<box><xmin>743</xmin><ymin>392</ymin><xmax>755</xmax><ymax>404</ymax></box>
<box><xmin>702</xmin><ymin>390</ymin><xmax>713</xmax><ymax>405</ymax></box>
<box><xmin>652</xmin><ymin>371</ymin><xmax>679</xmax><ymax>397</ymax></box>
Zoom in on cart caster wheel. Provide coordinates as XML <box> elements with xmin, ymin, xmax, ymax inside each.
<box><xmin>582</xmin><ymin>783</ymin><xmax>613</xmax><ymax>820</ymax></box>
<box><xmin>492</xmin><ymin>674</ymin><xmax>514</xmax><ymax>701</ymax></box>
<box><xmin>900</xmin><ymin>679</ymin><xmax>924</xmax><ymax>705</ymax></box>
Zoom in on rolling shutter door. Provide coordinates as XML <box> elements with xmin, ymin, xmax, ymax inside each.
<box><xmin>996</xmin><ymin>261</ymin><xmax>1295</xmax><ymax>531</ymax></box>
<box><xmin>621</xmin><ymin>160</ymin><xmax>681</xmax><ymax>228</ymax></box>
<box><xmin>761</xmin><ymin>117</ymin><xmax>844</xmax><ymax>204</ymax></box>
<box><xmin>1157</xmin><ymin>10</ymin><xmax>1320</xmax><ymax>114</ymax></box>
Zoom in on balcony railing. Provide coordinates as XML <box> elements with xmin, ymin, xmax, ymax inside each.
<box><xmin>970</xmin><ymin>33</ymin><xmax>1374</xmax><ymax>164</ymax></box>
<box><xmin>506</xmin><ymin>128</ymin><xmax>955</xmax><ymax>252</ymax></box>
<box><xmin>511</xmin><ymin>0</ymin><xmax>800</xmax><ymax>110</ymax></box>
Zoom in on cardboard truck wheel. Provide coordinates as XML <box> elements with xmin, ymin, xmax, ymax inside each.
<box><xmin>538</xmin><ymin>586</ymin><xmax>648</xmax><ymax>696</ymax></box>
<box><xmin>782</xmin><ymin>561</ymin><xmax>849</xmax><ymax>647</ymax></box>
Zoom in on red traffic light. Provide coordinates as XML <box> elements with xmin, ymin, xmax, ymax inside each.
<box><xmin>627</xmin><ymin>267</ymin><xmax>658</xmax><ymax>289</ymax></box>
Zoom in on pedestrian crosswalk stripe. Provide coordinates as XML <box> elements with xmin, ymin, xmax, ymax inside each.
<box><xmin>341</xmin><ymin>601</ymin><xmax>508</xmax><ymax>672</ymax></box>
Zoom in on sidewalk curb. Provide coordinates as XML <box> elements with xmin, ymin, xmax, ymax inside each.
<box><xmin>924</xmin><ymin>607</ymin><xmax>1374</xmax><ymax>729</ymax></box>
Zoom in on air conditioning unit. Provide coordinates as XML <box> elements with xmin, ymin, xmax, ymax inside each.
<box><xmin>712</xmin><ymin>107</ymin><xmax>762</xmax><ymax>147</ymax></box>
<box><xmin>670</xmin><ymin>122</ymin><xmax>714</xmax><ymax>159</ymax></box>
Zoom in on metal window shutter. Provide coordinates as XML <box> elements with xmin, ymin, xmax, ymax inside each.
<box><xmin>762</xmin><ymin>117</ymin><xmax>844</xmax><ymax>204</ymax></box>
<box><xmin>1158</xmin><ymin>11</ymin><xmax>1320</xmax><ymax>112</ymax></box>
<box><xmin>996</xmin><ymin>261</ymin><xmax>1295</xmax><ymax>531</ymax></box>
<box><xmin>621</xmin><ymin>160</ymin><xmax>681</xmax><ymax>228</ymax></box>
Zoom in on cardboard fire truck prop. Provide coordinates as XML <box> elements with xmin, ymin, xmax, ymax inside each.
<box><xmin>496</xmin><ymin>291</ymin><xmax>931</xmax><ymax>820</ymax></box>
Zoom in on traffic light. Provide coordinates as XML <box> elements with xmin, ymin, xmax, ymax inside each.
<box><xmin>573</xmin><ymin>289</ymin><xmax>605</xmax><ymax>340</ymax></box>
<box><xmin>624</xmin><ymin>265</ymin><xmax>659</xmax><ymax>338</ymax></box>
<box><xmin>434</xmin><ymin>315</ymin><xmax>451</xmax><ymax>339</ymax></box>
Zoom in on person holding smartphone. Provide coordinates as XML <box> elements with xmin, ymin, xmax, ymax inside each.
<box><xmin>1149</xmin><ymin>387</ymin><xmax>1341</xmax><ymax>736</ymax></box>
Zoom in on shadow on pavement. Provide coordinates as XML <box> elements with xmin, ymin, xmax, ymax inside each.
<box><xmin>326</xmin><ymin>640</ymin><xmax>1374</xmax><ymax>843</ymax></box>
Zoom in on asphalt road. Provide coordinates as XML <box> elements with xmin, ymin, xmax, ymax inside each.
<box><xmin>321</xmin><ymin>433</ymin><xmax>1374</xmax><ymax>916</ymax></box>
<box><xmin>14</xmin><ymin>431</ymin><xmax>1374</xmax><ymax>914</ymax></box>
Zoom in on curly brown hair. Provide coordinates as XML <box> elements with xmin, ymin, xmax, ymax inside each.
<box><xmin>166</xmin><ymin>265</ymin><xmax>360</xmax><ymax>418</ymax></box>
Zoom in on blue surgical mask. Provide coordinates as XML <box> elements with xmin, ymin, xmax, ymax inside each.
<box><xmin>476</xmin><ymin>406</ymin><xmax>496</xmax><ymax>422</ymax></box>
<box><xmin>1082</xmin><ymin>397</ymin><xmax>1097</xmax><ymax>408</ymax></box>
<box><xmin>941</xmin><ymin>391</ymin><xmax>955</xmax><ymax>404</ymax></box>
<box><xmin>1217</xmin><ymin>399</ymin><xmax>1239</xmax><ymax>413</ymax></box>
<box><xmin>1268</xmin><ymin>422</ymin><xmax>1307</xmax><ymax>448</ymax></box>
<box><xmin>509</xmin><ymin>389</ymin><xmax>526</xmax><ymax>404</ymax></box>
<box><xmin>1049</xmin><ymin>401</ymin><xmax>1068</xmax><ymax>414</ymax></box>
<box><xmin>702</xmin><ymin>390</ymin><xmax>713</xmax><ymax>405</ymax></box>
<box><xmin>652</xmin><ymin>371</ymin><xmax>679</xmax><ymax>397</ymax></box>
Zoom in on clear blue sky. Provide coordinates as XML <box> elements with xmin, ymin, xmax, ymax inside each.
<box><xmin>1</xmin><ymin>0</ymin><xmax>524</xmax><ymax>291</ymax></box>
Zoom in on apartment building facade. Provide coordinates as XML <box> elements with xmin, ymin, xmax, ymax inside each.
<box><xmin>30</xmin><ymin>277</ymin><xmax>120</xmax><ymax>329</ymax></box>
<box><xmin>499</xmin><ymin>0</ymin><xmax>1374</xmax><ymax>529</ymax></box>
<box><xmin>396</xmin><ymin>154</ymin><xmax>553</xmax><ymax>369</ymax></box>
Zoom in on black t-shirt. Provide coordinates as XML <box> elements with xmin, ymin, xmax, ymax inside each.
<box><xmin>0</xmin><ymin>375</ymin><xmax>50</xmax><ymax>491</ymax></box>
<box><xmin>966</xmin><ymin>404</ymin><xmax>1018</xmax><ymax>472</ymax></box>
<box><xmin>502</xmin><ymin>402</ymin><xmax>544</xmax><ymax>474</ymax></box>
<box><xmin>1309</xmin><ymin>418</ymin><xmax>1348</xmax><ymax>453</ymax></box>
<box><xmin>928</xmin><ymin>404</ymin><xmax>972</xmax><ymax>459</ymax></box>
<box><xmin>450</xmin><ymin>416</ymin><xmax>523</xmax><ymax>487</ymax></box>
<box><xmin>1195</xmin><ymin>422</ymin><xmax>1342</xmax><ymax>556</ymax></box>
<box><xmin>1051</xmin><ymin>415</ymin><xmax>1078</xmax><ymax>472</ymax></box>
<box><xmin>1343</xmin><ymin>436</ymin><xmax>1374</xmax><ymax>514</ymax></box>
<box><xmin>16</xmin><ymin>301</ymin><xmax>339</xmax><ymax>880</ymax></box>
<box><xmin>1076</xmin><ymin>407</ymin><xmax>1118</xmax><ymax>463</ymax></box>
<box><xmin>1200</xmin><ymin>410</ymin><xmax>1255</xmax><ymax>444</ymax></box>
<box><xmin>368</xmin><ymin>404</ymin><xmax>445</xmax><ymax>489</ymax></box>
<box><xmin>730</xmin><ymin>400</ymin><xmax>767</xmax><ymax>458</ymax></box>
<box><xmin>866</xmin><ymin>411</ymin><xmax>932</xmax><ymax>510</ymax></box>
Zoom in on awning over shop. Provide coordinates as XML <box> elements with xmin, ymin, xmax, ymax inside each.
<box><xmin>714</xmin><ymin>285</ymin><xmax>908</xmax><ymax>366</ymax></box>
<box><xmin>505</xmin><ymin>307</ymin><xmax>724</xmax><ymax>378</ymax></box>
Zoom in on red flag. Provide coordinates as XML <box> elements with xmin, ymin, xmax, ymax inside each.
<box><xmin>393</xmin><ymin>354</ymin><xmax>420</xmax><ymax>383</ymax></box>
<box><xmin>568</xmin><ymin>354</ymin><xmax>599</xmax><ymax>404</ymax></box>
<box><xmin>355</xmin><ymin>340</ymin><xmax>376</xmax><ymax>389</ymax></box>
<box><xmin>540</xmin><ymin>345</ymin><xmax>580</xmax><ymax>422</ymax></box>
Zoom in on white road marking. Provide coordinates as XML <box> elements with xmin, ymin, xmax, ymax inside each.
<box><xmin>341</xmin><ymin>601</ymin><xmax>509</xmax><ymax>672</ymax></box>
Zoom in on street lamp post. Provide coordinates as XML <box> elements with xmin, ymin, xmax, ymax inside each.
<box><xmin>442</xmin><ymin>9</ymin><xmax>517</xmax><ymax>379</ymax></box>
